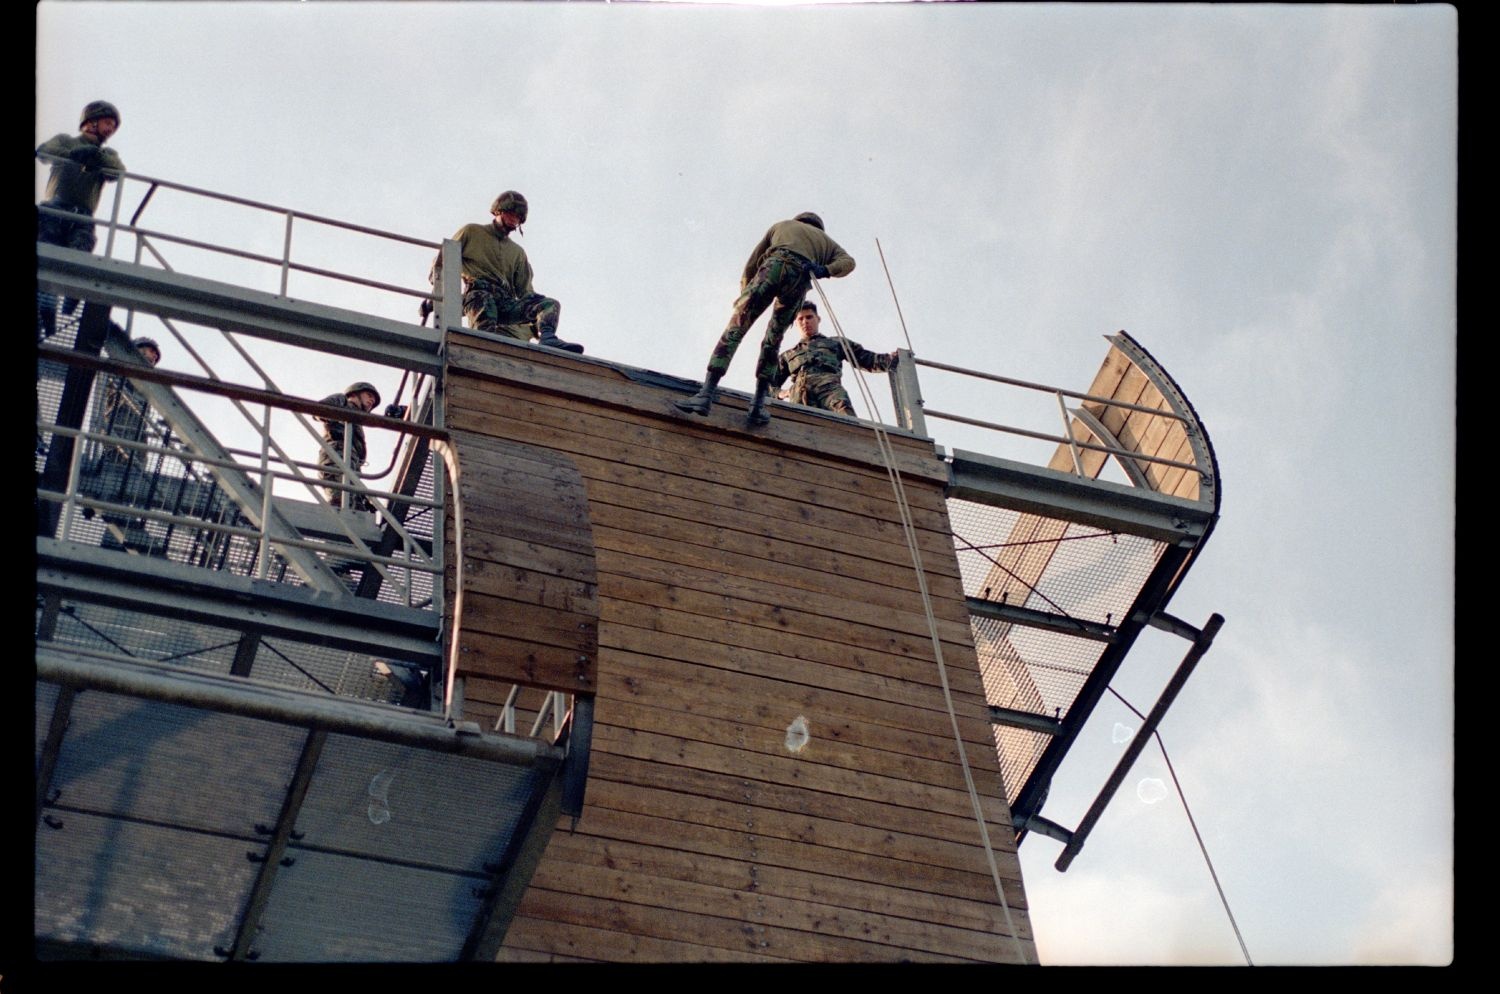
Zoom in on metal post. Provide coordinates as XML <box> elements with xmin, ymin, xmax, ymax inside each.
<box><xmin>58</xmin><ymin>422</ymin><xmax>89</xmax><ymax>540</ymax></box>
<box><xmin>280</xmin><ymin>212</ymin><xmax>294</xmax><ymax>297</ymax></box>
<box><xmin>257</xmin><ymin>404</ymin><xmax>273</xmax><ymax>579</ymax></box>
<box><xmin>1056</xmin><ymin>392</ymin><xmax>1085</xmax><ymax>476</ymax></box>
<box><xmin>888</xmin><ymin>348</ymin><xmax>927</xmax><ymax>436</ymax></box>
<box><xmin>438</xmin><ymin>239</ymin><xmax>463</xmax><ymax>333</ymax></box>
<box><xmin>103</xmin><ymin>176</ymin><xmax>125</xmax><ymax>259</ymax></box>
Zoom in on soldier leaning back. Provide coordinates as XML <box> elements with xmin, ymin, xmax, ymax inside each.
<box><xmin>426</xmin><ymin>191</ymin><xmax>584</xmax><ymax>354</ymax></box>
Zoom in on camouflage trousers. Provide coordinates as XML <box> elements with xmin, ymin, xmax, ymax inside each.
<box><xmin>707</xmin><ymin>248</ymin><xmax>812</xmax><ymax>382</ymax></box>
<box><xmin>788</xmin><ymin>371</ymin><xmax>857</xmax><ymax>416</ymax></box>
<box><xmin>37</xmin><ymin>201</ymin><xmax>97</xmax><ymax>252</ymax></box>
<box><xmin>462</xmin><ymin>277</ymin><xmax>560</xmax><ymax>342</ymax></box>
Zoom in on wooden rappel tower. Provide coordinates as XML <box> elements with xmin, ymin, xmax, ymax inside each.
<box><xmin>33</xmin><ymin>170</ymin><xmax>1221</xmax><ymax>963</ymax></box>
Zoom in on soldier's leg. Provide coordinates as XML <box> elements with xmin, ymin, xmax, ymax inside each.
<box><xmin>518</xmin><ymin>294</ymin><xmax>583</xmax><ymax>353</ymax></box>
<box><xmin>817</xmin><ymin>383</ymin><xmax>858</xmax><ymax>417</ymax></box>
<box><xmin>463</xmin><ymin>284</ymin><xmax>527</xmax><ymax>341</ymax></box>
<box><xmin>707</xmin><ymin>257</ymin><xmax>785</xmax><ymax>379</ymax></box>
<box><xmin>755</xmin><ymin>284</ymin><xmax>809</xmax><ymax>384</ymax></box>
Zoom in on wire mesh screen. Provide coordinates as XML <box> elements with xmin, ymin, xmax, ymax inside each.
<box><xmin>36</xmin><ymin>598</ymin><xmax>419</xmax><ymax>706</ymax></box>
<box><xmin>948</xmin><ymin>497</ymin><xmax>1168</xmax><ymax>805</ymax></box>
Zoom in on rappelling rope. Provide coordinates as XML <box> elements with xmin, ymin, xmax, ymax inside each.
<box><xmin>809</xmin><ymin>276</ymin><xmax>1031</xmax><ymax>965</ymax></box>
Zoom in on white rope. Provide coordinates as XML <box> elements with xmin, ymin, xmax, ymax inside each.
<box><xmin>810</xmin><ymin>278</ymin><xmax>1031</xmax><ymax>965</ymax></box>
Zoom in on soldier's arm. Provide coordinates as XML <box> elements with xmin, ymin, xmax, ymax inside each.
<box><xmin>771</xmin><ymin>352</ymin><xmax>792</xmax><ymax>390</ymax></box>
<box><xmin>848</xmin><ymin>341</ymin><xmax>895</xmax><ymax>372</ymax></box>
<box><xmin>97</xmin><ymin>148</ymin><xmax>125</xmax><ymax>176</ymax></box>
<box><xmin>36</xmin><ymin>134</ymin><xmax>73</xmax><ymax>158</ymax></box>
<box><xmin>823</xmin><ymin>238</ymin><xmax>855</xmax><ymax>279</ymax></box>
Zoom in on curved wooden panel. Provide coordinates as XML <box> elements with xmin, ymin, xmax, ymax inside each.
<box><xmin>446</xmin><ymin>430</ymin><xmax>599</xmax><ymax>694</ymax></box>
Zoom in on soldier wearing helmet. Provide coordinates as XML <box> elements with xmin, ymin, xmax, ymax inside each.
<box><xmin>94</xmin><ymin>331</ymin><xmax>163</xmax><ymax>553</ymax></box>
<box><xmin>315</xmin><ymin>381</ymin><xmax>382</xmax><ymax>511</ymax></box>
<box><xmin>36</xmin><ymin>101</ymin><xmax>125</xmax><ymax>253</ymax></box>
<box><xmin>675</xmin><ymin>212</ymin><xmax>854</xmax><ymax>426</ymax></box>
<box><xmin>425</xmin><ymin>190</ymin><xmax>585</xmax><ymax>354</ymax></box>
<box><xmin>771</xmin><ymin>302</ymin><xmax>898</xmax><ymax>417</ymax></box>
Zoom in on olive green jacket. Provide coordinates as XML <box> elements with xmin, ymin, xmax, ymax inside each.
<box><xmin>449</xmin><ymin>222</ymin><xmax>535</xmax><ymax>297</ymax></box>
<box><xmin>740</xmin><ymin>219</ymin><xmax>855</xmax><ymax>288</ymax></box>
<box><xmin>36</xmin><ymin>133</ymin><xmax>125</xmax><ymax>213</ymax></box>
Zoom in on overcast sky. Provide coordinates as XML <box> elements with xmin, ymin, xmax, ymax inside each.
<box><xmin>36</xmin><ymin>1</ymin><xmax>1456</xmax><ymax>966</ymax></box>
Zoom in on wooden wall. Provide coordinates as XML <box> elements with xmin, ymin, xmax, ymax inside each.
<box><xmin>445</xmin><ymin>332</ymin><xmax>1035</xmax><ymax>963</ymax></box>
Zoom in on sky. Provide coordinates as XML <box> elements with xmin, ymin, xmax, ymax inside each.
<box><xmin>36</xmin><ymin>1</ymin><xmax>1457</xmax><ymax>966</ymax></box>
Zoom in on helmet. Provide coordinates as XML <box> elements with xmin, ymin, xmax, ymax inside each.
<box><xmin>130</xmin><ymin>337</ymin><xmax>159</xmax><ymax>352</ymax></box>
<box><xmin>80</xmin><ymin>100</ymin><xmax>121</xmax><ymax>129</ymax></box>
<box><xmin>345</xmin><ymin>381</ymin><xmax>381</xmax><ymax>406</ymax></box>
<box><xmin>793</xmin><ymin>212</ymin><xmax>824</xmax><ymax>230</ymax></box>
<box><xmin>490</xmin><ymin>190</ymin><xmax>529</xmax><ymax>223</ymax></box>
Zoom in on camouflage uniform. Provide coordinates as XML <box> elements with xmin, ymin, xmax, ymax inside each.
<box><xmin>316</xmin><ymin>393</ymin><xmax>372</xmax><ymax>510</ymax></box>
<box><xmin>707</xmin><ymin>218</ymin><xmax>856</xmax><ymax>382</ymax></box>
<box><xmin>448</xmin><ymin>222</ymin><xmax>561</xmax><ymax>342</ymax></box>
<box><xmin>36</xmin><ymin>133</ymin><xmax>125</xmax><ymax>252</ymax></box>
<box><xmin>773</xmin><ymin>333</ymin><xmax>895</xmax><ymax>416</ymax></box>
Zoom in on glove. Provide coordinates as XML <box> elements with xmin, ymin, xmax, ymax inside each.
<box><xmin>889</xmin><ymin>351</ymin><xmax>900</xmax><ymax>367</ymax></box>
<box><xmin>808</xmin><ymin>262</ymin><xmax>831</xmax><ymax>279</ymax></box>
<box><xmin>418</xmin><ymin>298</ymin><xmax>434</xmax><ymax>322</ymax></box>
<box><xmin>68</xmin><ymin>145</ymin><xmax>103</xmax><ymax>166</ymax></box>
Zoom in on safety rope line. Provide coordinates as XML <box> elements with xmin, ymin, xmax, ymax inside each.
<box><xmin>810</xmin><ymin>278</ymin><xmax>1031</xmax><ymax>965</ymax></box>
<box><xmin>1106</xmin><ymin>686</ymin><xmax>1252</xmax><ymax>965</ymax></box>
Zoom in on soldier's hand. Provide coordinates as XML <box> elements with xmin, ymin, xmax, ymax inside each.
<box><xmin>69</xmin><ymin>145</ymin><xmax>104</xmax><ymax>166</ymax></box>
<box><xmin>418</xmin><ymin>298</ymin><xmax>434</xmax><ymax>322</ymax></box>
<box><xmin>808</xmin><ymin>262</ymin><xmax>831</xmax><ymax>279</ymax></box>
<box><xmin>889</xmin><ymin>351</ymin><xmax>900</xmax><ymax>366</ymax></box>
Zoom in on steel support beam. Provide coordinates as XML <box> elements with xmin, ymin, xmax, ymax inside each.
<box><xmin>223</xmin><ymin>728</ymin><xmax>327</xmax><ymax>961</ymax></box>
<box><xmin>948</xmin><ymin>448</ymin><xmax>1212</xmax><ymax>544</ymax></box>
<box><xmin>988</xmin><ymin>705</ymin><xmax>1064</xmax><ymax>737</ymax></box>
<box><xmin>36</xmin><ymin>244</ymin><xmax>443</xmax><ymax>374</ymax></box>
<box><xmin>966</xmin><ymin>597</ymin><xmax>1118</xmax><ymax>642</ymax></box>
<box><xmin>460</xmin><ymin>772</ymin><xmax>564</xmax><ymax>962</ymax></box>
<box><xmin>1054</xmin><ymin>613</ymin><xmax>1225</xmax><ymax>871</ymax></box>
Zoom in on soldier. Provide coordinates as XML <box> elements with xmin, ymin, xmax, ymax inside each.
<box><xmin>316</xmin><ymin>381</ymin><xmax>381</xmax><ymax>511</ymax></box>
<box><xmin>95</xmin><ymin>336</ymin><xmax>161</xmax><ymax>552</ymax></box>
<box><xmin>675</xmin><ymin>212</ymin><xmax>854</xmax><ymax>426</ymax></box>
<box><xmin>424</xmin><ymin>191</ymin><xmax>584</xmax><ymax>353</ymax></box>
<box><xmin>37</xmin><ymin>100</ymin><xmax>125</xmax><ymax>253</ymax></box>
<box><xmin>772</xmin><ymin>302</ymin><xmax>898</xmax><ymax>417</ymax></box>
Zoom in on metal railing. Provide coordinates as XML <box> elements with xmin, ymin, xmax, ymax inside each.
<box><xmin>37</xmin><ymin>153</ymin><xmax>445</xmax><ymax>318</ymax></box>
<box><xmin>38</xmin><ymin>346</ymin><xmax>443</xmax><ymax>606</ymax></box>
<box><xmin>888</xmin><ymin>348</ymin><xmax>1204</xmax><ymax>482</ymax></box>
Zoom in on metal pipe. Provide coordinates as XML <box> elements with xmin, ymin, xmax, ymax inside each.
<box><xmin>1056</xmin><ymin>391</ymin><xmax>1085</xmax><ymax>476</ymax></box>
<box><xmin>35</xmin><ymin>646</ymin><xmax>564</xmax><ymax>767</ymax></box>
<box><xmin>1054</xmin><ymin>613</ymin><xmax>1225</xmax><ymax>871</ymax></box>
<box><xmin>914</xmin><ymin>356</ymin><xmax>1194</xmax><ymax>422</ymax></box>
<box><xmin>280</xmin><ymin>212</ymin><xmax>294</xmax><ymax>297</ymax></box>
<box><xmin>926</xmin><ymin>407</ymin><xmax>1203</xmax><ymax>473</ymax></box>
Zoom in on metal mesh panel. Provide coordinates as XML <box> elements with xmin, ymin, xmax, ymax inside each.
<box><xmin>36</xmin><ymin>600</ymin><xmax>418</xmax><ymax>705</ymax></box>
<box><xmin>948</xmin><ymin>496</ymin><xmax>1170</xmax><ymax>803</ymax></box>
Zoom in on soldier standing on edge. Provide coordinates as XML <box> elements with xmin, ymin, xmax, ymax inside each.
<box><xmin>37</xmin><ymin>100</ymin><xmax>125</xmax><ymax>253</ymax></box>
<box><xmin>675</xmin><ymin>212</ymin><xmax>854</xmax><ymax>426</ymax></box>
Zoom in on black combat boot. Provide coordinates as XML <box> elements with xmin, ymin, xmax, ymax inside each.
<box><xmin>674</xmin><ymin>371</ymin><xmax>722</xmax><ymax>415</ymax></box>
<box><xmin>535</xmin><ymin>330</ymin><xmax>585</xmax><ymax>354</ymax></box>
<box><xmin>747</xmin><ymin>379</ymin><xmax>772</xmax><ymax>426</ymax></box>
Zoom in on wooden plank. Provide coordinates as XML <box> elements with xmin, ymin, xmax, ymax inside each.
<box><xmin>499</xmin><ymin>912</ymin><xmax>792</xmax><ymax>963</ymax></box>
<box><xmin>455</xmin><ymin>629</ymin><xmax>593</xmax><ymax>692</ymax></box>
<box><xmin>556</xmin><ymin>801</ymin><xmax>1016</xmax><ymax>907</ymax></box>
<box><xmin>521</xmin><ymin>837</ymin><xmax>1023</xmax><ymax>961</ymax></box>
<box><xmin>538</xmin><ymin>832</ymin><xmax>1027</xmax><ymax>933</ymax></box>
<box><xmin>592</xmin><ymin>697</ymin><xmax>1009</xmax><ymax>803</ymax></box>
<box><xmin>586</xmin><ymin>750</ymin><xmax>1015</xmax><ymax>856</ymax></box>
<box><xmin>580</xmin><ymin>773</ymin><xmax>1018</xmax><ymax>882</ymax></box>
<box><xmin>447</xmin><ymin>345</ymin><xmax>948</xmax><ymax>484</ymax></box>
<box><xmin>446</xmin><ymin>372</ymin><xmax>954</xmax><ymax>517</ymax></box>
